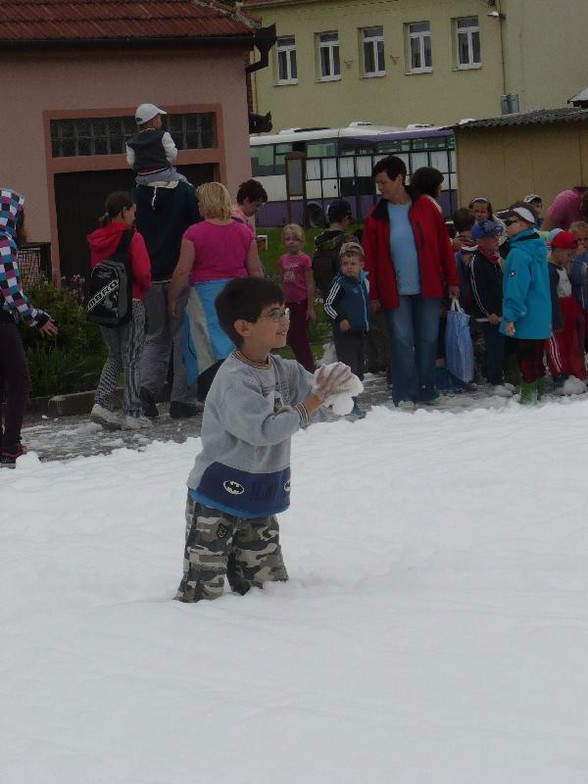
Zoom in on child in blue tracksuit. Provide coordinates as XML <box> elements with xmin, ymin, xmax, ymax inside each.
<box><xmin>500</xmin><ymin>204</ymin><xmax>552</xmax><ymax>404</ymax></box>
<box><xmin>324</xmin><ymin>241</ymin><xmax>370</xmax><ymax>417</ymax></box>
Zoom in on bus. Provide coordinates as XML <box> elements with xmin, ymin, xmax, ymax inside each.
<box><xmin>250</xmin><ymin>121</ymin><xmax>457</xmax><ymax>228</ymax></box>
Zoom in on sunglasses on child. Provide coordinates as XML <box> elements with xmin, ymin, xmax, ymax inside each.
<box><xmin>261</xmin><ymin>307</ymin><xmax>290</xmax><ymax>322</ymax></box>
<box><xmin>504</xmin><ymin>218</ymin><xmax>521</xmax><ymax>226</ymax></box>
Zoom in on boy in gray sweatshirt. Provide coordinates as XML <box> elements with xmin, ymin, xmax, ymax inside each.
<box><xmin>176</xmin><ymin>276</ymin><xmax>352</xmax><ymax>602</ymax></box>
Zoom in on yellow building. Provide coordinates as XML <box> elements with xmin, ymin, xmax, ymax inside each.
<box><xmin>243</xmin><ymin>0</ymin><xmax>588</xmax><ymax>131</ymax></box>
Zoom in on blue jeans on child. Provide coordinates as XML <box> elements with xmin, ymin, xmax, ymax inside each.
<box><xmin>480</xmin><ymin>321</ymin><xmax>505</xmax><ymax>385</ymax></box>
<box><xmin>385</xmin><ymin>295</ymin><xmax>441</xmax><ymax>404</ymax></box>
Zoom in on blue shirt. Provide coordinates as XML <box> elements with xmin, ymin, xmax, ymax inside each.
<box><xmin>387</xmin><ymin>202</ymin><xmax>420</xmax><ymax>295</ymax></box>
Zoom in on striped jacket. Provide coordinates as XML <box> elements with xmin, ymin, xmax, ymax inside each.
<box><xmin>0</xmin><ymin>188</ymin><xmax>49</xmax><ymax>327</ymax></box>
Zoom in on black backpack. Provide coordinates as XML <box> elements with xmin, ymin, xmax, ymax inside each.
<box><xmin>86</xmin><ymin>229</ymin><xmax>134</xmax><ymax>327</ymax></box>
<box><xmin>312</xmin><ymin>232</ymin><xmax>358</xmax><ymax>300</ymax></box>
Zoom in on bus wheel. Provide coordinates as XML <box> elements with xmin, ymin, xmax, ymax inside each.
<box><xmin>304</xmin><ymin>203</ymin><xmax>326</xmax><ymax>228</ymax></box>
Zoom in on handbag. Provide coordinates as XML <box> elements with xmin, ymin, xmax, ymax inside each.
<box><xmin>445</xmin><ymin>298</ymin><xmax>474</xmax><ymax>383</ymax></box>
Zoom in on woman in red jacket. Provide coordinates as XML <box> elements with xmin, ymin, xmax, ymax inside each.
<box><xmin>362</xmin><ymin>156</ymin><xmax>459</xmax><ymax>408</ymax></box>
<box><xmin>87</xmin><ymin>191</ymin><xmax>151</xmax><ymax>430</ymax></box>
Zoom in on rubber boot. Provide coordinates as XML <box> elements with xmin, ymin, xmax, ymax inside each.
<box><xmin>536</xmin><ymin>376</ymin><xmax>545</xmax><ymax>401</ymax></box>
<box><xmin>519</xmin><ymin>380</ymin><xmax>537</xmax><ymax>405</ymax></box>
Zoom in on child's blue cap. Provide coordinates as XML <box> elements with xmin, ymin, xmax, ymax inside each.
<box><xmin>471</xmin><ymin>220</ymin><xmax>502</xmax><ymax>240</ymax></box>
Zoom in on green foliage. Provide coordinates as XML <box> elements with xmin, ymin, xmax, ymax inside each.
<box><xmin>18</xmin><ymin>281</ymin><xmax>106</xmax><ymax>397</ymax></box>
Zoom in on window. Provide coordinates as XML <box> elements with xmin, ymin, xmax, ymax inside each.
<box><xmin>362</xmin><ymin>26</ymin><xmax>385</xmax><ymax>77</ymax></box>
<box><xmin>407</xmin><ymin>22</ymin><xmax>432</xmax><ymax>73</ymax></box>
<box><xmin>50</xmin><ymin>113</ymin><xmax>215</xmax><ymax>158</ymax></box>
<box><xmin>455</xmin><ymin>16</ymin><xmax>480</xmax><ymax>68</ymax></box>
<box><xmin>317</xmin><ymin>32</ymin><xmax>340</xmax><ymax>81</ymax></box>
<box><xmin>276</xmin><ymin>36</ymin><xmax>297</xmax><ymax>84</ymax></box>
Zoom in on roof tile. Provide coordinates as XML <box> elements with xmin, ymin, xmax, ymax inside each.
<box><xmin>0</xmin><ymin>0</ymin><xmax>259</xmax><ymax>42</ymax></box>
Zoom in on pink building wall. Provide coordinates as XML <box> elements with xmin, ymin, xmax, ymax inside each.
<box><xmin>0</xmin><ymin>47</ymin><xmax>253</xmax><ymax>274</ymax></box>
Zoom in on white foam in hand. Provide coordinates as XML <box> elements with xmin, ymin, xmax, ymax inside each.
<box><xmin>312</xmin><ymin>363</ymin><xmax>364</xmax><ymax>416</ymax></box>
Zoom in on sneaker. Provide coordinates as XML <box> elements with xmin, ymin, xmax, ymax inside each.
<box><xmin>140</xmin><ymin>387</ymin><xmax>159</xmax><ymax>419</ymax></box>
<box><xmin>347</xmin><ymin>403</ymin><xmax>366</xmax><ymax>420</ymax></box>
<box><xmin>90</xmin><ymin>403</ymin><xmax>121</xmax><ymax>431</ymax></box>
<box><xmin>122</xmin><ymin>414</ymin><xmax>153</xmax><ymax>430</ymax></box>
<box><xmin>562</xmin><ymin>376</ymin><xmax>586</xmax><ymax>395</ymax></box>
<box><xmin>169</xmin><ymin>401</ymin><xmax>203</xmax><ymax>419</ymax></box>
<box><xmin>0</xmin><ymin>444</ymin><xmax>20</xmax><ymax>468</ymax></box>
<box><xmin>490</xmin><ymin>384</ymin><xmax>513</xmax><ymax>398</ymax></box>
<box><xmin>396</xmin><ymin>400</ymin><xmax>416</xmax><ymax>411</ymax></box>
<box><xmin>552</xmin><ymin>375</ymin><xmax>566</xmax><ymax>396</ymax></box>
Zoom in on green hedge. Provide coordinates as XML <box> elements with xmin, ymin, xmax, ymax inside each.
<box><xmin>18</xmin><ymin>281</ymin><xmax>106</xmax><ymax>397</ymax></box>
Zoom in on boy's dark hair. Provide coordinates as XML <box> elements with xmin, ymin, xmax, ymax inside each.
<box><xmin>327</xmin><ymin>198</ymin><xmax>352</xmax><ymax>224</ymax></box>
<box><xmin>215</xmin><ymin>277</ymin><xmax>284</xmax><ymax>346</ymax></box>
<box><xmin>453</xmin><ymin>207</ymin><xmax>475</xmax><ymax>233</ymax></box>
<box><xmin>236</xmin><ymin>179</ymin><xmax>268</xmax><ymax>205</ymax></box>
<box><xmin>410</xmin><ymin>167</ymin><xmax>444</xmax><ymax>198</ymax></box>
<box><xmin>372</xmin><ymin>155</ymin><xmax>407</xmax><ymax>183</ymax></box>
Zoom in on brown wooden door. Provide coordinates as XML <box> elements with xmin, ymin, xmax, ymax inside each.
<box><xmin>54</xmin><ymin>164</ymin><xmax>214</xmax><ymax>281</ymax></box>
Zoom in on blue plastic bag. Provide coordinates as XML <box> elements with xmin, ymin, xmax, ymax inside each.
<box><xmin>445</xmin><ymin>298</ymin><xmax>474</xmax><ymax>383</ymax></box>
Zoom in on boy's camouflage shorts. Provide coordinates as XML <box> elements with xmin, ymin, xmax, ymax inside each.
<box><xmin>176</xmin><ymin>494</ymin><xmax>289</xmax><ymax>602</ymax></box>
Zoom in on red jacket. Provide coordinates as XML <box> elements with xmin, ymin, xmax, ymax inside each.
<box><xmin>361</xmin><ymin>193</ymin><xmax>458</xmax><ymax>310</ymax></box>
<box><xmin>87</xmin><ymin>222</ymin><xmax>152</xmax><ymax>300</ymax></box>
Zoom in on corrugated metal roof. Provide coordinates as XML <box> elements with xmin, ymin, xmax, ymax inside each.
<box><xmin>569</xmin><ymin>86</ymin><xmax>588</xmax><ymax>105</ymax></box>
<box><xmin>455</xmin><ymin>106</ymin><xmax>588</xmax><ymax>130</ymax></box>
<box><xmin>0</xmin><ymin>0</ymin><xmax>259</xmax><ymax>43</ymax></box>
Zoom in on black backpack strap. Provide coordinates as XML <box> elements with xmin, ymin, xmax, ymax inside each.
<box><xmin>115</xmin><ymin>228</ymin><xmax>134</xmax><ymax>255</ymax></box>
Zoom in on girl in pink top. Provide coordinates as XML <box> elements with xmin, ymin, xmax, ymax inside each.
<box><xmin>277</xmin><ymin>223</ymin><xmax>316</xmax><ymax>372</ymax></box>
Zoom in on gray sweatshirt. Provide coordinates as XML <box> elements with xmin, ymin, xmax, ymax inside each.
<box><xmin>188</xmin><ymin>351</ymin><xmax>314</xmax><ymax>518</ymax></box>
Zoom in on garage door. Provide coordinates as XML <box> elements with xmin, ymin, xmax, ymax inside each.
<box><xmin>54</xmin><ymin>164</ymin><xmax>214</xmax><ymax>280</ymax></box>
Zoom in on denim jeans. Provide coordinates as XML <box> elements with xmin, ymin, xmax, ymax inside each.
<box><xmin>480</xmin><ymin>321</ymin><xmax>505</xmax><ymax>385</ymax></box>
<box><xmin>385</xmin><ymin>295</ymin><xmax>441</xmax><ymax>404</ymax></box>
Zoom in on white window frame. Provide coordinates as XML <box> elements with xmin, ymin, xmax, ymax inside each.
<box><xmin>362</xmin><ymin>26</ymin><xmax>385</xmax><ymax>77</ymax></box>
<box><xmin>455</xmin><ymin>16</ymin><xmax>481</xmax><ymax>69</ymax></box>
<box><xmin>317</xmin><ymin>31</ymin><xmax>341</xmax><ymax>81</ymax></box>
<box><xmin>407</xmin><ymin>21</ymin><xmax>432</xmax><ymax>73</ymax></box>
<box><xmin>275</xmin><ymin>36</ymin><xmax>298</xmax><ymax>84</ymax></box>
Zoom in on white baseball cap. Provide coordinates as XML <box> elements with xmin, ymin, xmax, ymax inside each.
<box><xmin>135</xmin><ymin>103</ymin><xmax>167</xmax><ymax>125</ymax></box>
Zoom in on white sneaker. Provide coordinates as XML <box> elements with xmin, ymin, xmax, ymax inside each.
<box><xmin>122</xmin><ymin>414</ymin><xmax>153</xmax><ymax>430</ymax></box>
<box><xmin>562</xmin><ymin>376</ymin><xmax>586</xmax><ymax>395</ymax></box>
<box><xmin>490</xmin><ymin>384</ymin><xmax>513</xmax><ymax>398</ymax></box>
<box><xmin>90</xmin><ymin>403</ymin><xmax>121</xmax><ymax>430</ymax></box>
<box><xmin>396</xmin><ymin>400</ymin><xmax>416</xmax><ymax>411</ymax></box>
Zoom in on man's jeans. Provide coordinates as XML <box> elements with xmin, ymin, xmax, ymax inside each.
<box><xmin>385</xmin><ymin>295</ymin><xmax>441</xmax><ymax>405</ymax></box>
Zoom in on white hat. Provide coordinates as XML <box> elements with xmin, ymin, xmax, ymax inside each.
<box><xmin>135</xmin><ymin>103</ymin><xmax>167</xmax><ymax>125</ymax></box>
<box><xmin>510</xmin><ymin>205</ymin><xmax>536</xmax><ymax>224</ymax></box>
<box><xmin>523</xmin><ymin>193</ymin><xmax>541</xmax><ymax>203</ymax></box>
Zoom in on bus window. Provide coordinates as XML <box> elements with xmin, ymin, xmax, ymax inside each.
<box><xmin>355</xmin><ymin>156</ymin><xmax>373</xmax><ymax>177</ymax></box>
<box><xmin>321</xmin><ymin>158</ymin><xmax>337</xmax><ymax>179</ymax></box>
<box><xmin>375</xmin><ymin>139</ymin><xmax>411</xmax><ymax>154</ymax></box>
<box><xmin>338</xmin><ymin>157</ymin><xmax>354</xmax><ymax>178</ymax></box>
<box><xmin>306</xmin><ymin>159</ymin><xmax>321</xmax><ymax>181</ymax></box>
<box><xmin>251</xmin><ymin>144</ymin><xmax>275</xmax><ymax>177</ymax></box>
<box><xmin>306</xmin><ymin>140</ymin><xmax>337</xmax><ymax>158</ymax></box>
<box><xmin>410</xmin><ymin>152</ymin><xmax>429</xmax><ymax>171</ymax></box>
<box><xmin>429</xmin><ymin>150</ymin><xmax>453</xmax><ymax>175</ymax></box>
<box><xmin>275</xmin><ymin>143</ymin><xmax>294</xmax><ymax>176</ymax></box>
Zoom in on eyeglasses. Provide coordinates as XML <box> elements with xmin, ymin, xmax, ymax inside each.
<box><xmin>504</xmin><ymin>218</ymin><xmax>520</xmax><ymax>226</ymax></box>
<box><xmin>261</xmin><ymin>307</ymin><xmax>290</xmax><ymax>322</ymax></box>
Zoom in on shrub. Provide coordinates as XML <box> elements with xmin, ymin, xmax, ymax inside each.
<box><xmin>18</xmin><ymin>280</ymin><xmax>106</xmax><ymax>397</ymax></box>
